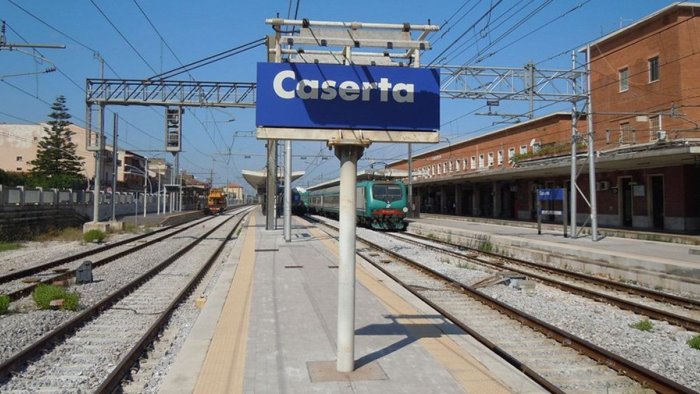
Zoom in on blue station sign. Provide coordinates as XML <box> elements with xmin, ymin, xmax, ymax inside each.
<box><xmin>256</xmin><ymin>62</ymin><xmax>440</xmax><ymax>132</ymax></box>
<box><xmin>538</xmin><ymin>188</ymin><xmax>565</xmax><ymax>201</ymax></box>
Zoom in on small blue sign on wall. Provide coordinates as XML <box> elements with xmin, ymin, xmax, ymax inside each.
<box><xmin>538</xmin><ymin>188</ymin><xmax>565</xmax><ymax>201</ymax></box>
<box><xmin>256</xmin><ymin>62</ymin><xmax>440</xmax><ymax>132</ymax></box>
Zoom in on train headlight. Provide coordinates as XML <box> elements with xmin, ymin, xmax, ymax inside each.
<box><xmin>402</xmin><ymin>207</ymin><xmax>408</xmax><ymax>213</ymax></box>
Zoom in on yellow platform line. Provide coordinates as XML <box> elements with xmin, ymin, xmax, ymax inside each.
<box><xmin>194</xmin><ymin>215</ymin><xmax>257</xmax><ymax>394</ymax></box>
<box><xmin>301</xmin><ymin>218</ymin><xmax>512</xmax><ymax>393</ymax></box>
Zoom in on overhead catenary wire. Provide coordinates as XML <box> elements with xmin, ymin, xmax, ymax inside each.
<box><xmin>147</xmin><ymin>38</ymin><xmax>266</xmax><ymax>80</ymax></box>
<box><xmin>89</xmin><ymin>0</ymin><xmax>158</xmax><ymax>75</ymax></box>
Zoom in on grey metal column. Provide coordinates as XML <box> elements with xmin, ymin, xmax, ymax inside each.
<box><xmin>335</xmin><ymin>144</ymin><xmax>364</xmax><ymax>373</ymax></box>
<box><xmin>570</xmin><ymin>50</ymin><xmax>578</xmax><ymax>238</ymax></box>
<box><xmin>143</xmin><ymin>158</ymin><xmax>148</xmax><ymax>217</ymax></box>
<box><xmin>586</xmin><ymin>45</ymin><xmax>599</xmax><ymax>241</ymax></box>
<box><xmin>266</xmin><ymin>140</ymin><xmax>277</xmax><ymax>230</ymax></box>
<box><xmin>111</xmin><ymin>113</ymin><xmax>118</xmax><ymax>221</ymax></box>
<box><xmin>407</xmin><ymin>143</ymin><xmax>413</xmax><ymax>217</ymax></box>
<box><xmin>283</xmin><ymin>140</ymin><xmax>292</xmax><ymax>241</ymax></box>
<box><xmin>92</xmin><ymin>104</ymin><xmax>104</xmax><ymax>222</ymax></box>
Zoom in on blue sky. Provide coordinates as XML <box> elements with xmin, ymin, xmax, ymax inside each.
<box><xmin>0</xmin><ymin>0</ymin><xmax>680</xmax><ymax>194</ymax></box>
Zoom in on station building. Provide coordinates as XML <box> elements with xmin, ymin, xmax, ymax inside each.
<box><xmin>389</xmin><ymin>2</ymin><xmax>700</xmax><ymax>233</ymax></box>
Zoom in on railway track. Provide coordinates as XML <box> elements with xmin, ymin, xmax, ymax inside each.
<box><xmin>309</xmin><ymin>216</ymin><xmax>697</xmax><ymax>393</ymax></box>
<box><xmin>0</xmin><ymin>207</ymin><xmax>253</xmax><ymax>392</ymax></box>
<box><xmin>0</xmin><ymin>214</ymin><xmax>217</xmax><ymax>301</ymax></box>
<box><xmin>388</xmin><ymin>232</ymin><xmax>700</xmax><ymax>332</ymax></box>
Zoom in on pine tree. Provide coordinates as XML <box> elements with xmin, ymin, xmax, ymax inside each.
<box><xmin>29</xmin><ymin>96</ymin><xmax>85</xmax><ymax>188</ymax></box>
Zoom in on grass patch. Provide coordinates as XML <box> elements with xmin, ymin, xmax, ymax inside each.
<box><xmin>630</xmin><ymin>319</ymin><xmax>653</xmax><ymax>331</ymax></box>
<box><xmin>688</xmin><ymin>335</ymin><xmax>700</xmax><ymax>350</ymax></box>
<box><xmin>457</xmin><ymin>262</ymin><xmax>474</xmax><ymax>270</ymax></box>
<box><xmin>33</xmin><ymin>227</ymin><xmax>84</xmax><ymax>242</ymax></box>
<box><xmin>479</xmin><ymin>241</ymin><xmax>494</xmax><ymax>253</ymax></box>
<box><xmin>32</xmin><ymin>284</ymin><xmax>80</xmax><ymax>311</ymax></box>
<box><xmin>0</xmin><ymin>294</ymin><xmax>10</xmax><ymax>315</ymax></box>
<box><xmin>0</xmin><ymin>242</ymin><xmax>22</xmax><ymax>253</ymax></box>
<box><xmin>83</xmin><ymin>229</ymin><xmax>106</xmax><ymax>244</ymax></box>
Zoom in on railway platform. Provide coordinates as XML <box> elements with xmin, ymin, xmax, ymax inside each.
<box><xmin>160</xmin><ymin>209</ymin><xmax>545</xmax><ymax>393</ymax></box>
<box><xmin>411</xmin><ymin>215</ymin><xmax>700</xmax><ymax>294</ymax></box>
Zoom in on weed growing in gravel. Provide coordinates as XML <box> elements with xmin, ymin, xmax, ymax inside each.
<box><xmin>688</xmin><ymin>335</ymin><xmax>700</xmax><ymax>350</ymax></box>
<box><xmin>0</xmin><ymin>294</ymin><xmax>10</xmax><ymax>314</ymax></box>
<box><xmin>479</xmin><ymin>241</ymin><xmax>493</xmax><ymax>253</ymax></box>
<box><xmin>34</xmin><ymin>227</ymin><xmax>83</xmax><ymax>242</ymax></box>
<box><xmin>457</xmin><ymin>262</ymin><xmax>474</xmax><ymax>270</ymax></box>
<box><xmin>32</xmin><ymin>284</ymin><xmax>80</xmax><ymax>311</ymax></box>
<box><xmin>83</xmin><ymin>229</ymin><xmax>106</xmax><ymax>244</ymax></box>
<box><xmin>0</xmin><ymin>242</ymin><xmax>22</xmax><ymax>253</ymax></box>
<box><xmin>630</xmin><ymin>319</ymin><xmax>653</xmax><ymax>331</ymax></box>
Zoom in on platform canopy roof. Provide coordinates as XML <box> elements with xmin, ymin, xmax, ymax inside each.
<box><xmin>306</xmin><ymin>169</ymin><xmax>408</xmax><ymax>191</ymax></box>
<box><xmin>241</xmin><ymin>169</ymin><xmax>305</xmax><ymax>194</ymax></box>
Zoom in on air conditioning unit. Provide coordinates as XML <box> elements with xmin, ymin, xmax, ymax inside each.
<box><xmin>596</xmin><ymin>181</ymin><xmax>610</xmax><ymax>191</ymax></box>
<box><xmin>656</xmin><ymin>130</ymin><xmax>667</xmax><ymax>141</ymax></box>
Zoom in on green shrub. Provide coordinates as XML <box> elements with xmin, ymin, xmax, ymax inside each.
<box><xmin>630</xmin><ymin>319</ymin><xmax>653</xmax><ymax>331</ymax></box>
<box><xmin>83</xmin><ymin>229</ymin><xmax>106</xmax><ymax>243</ymax></box>
<box><xmin>0</xmin><ymin>294</ymin><xmax>10</xmax><ymax>314</ymax></box>
<box><xmin>688</xmin><ymin>335</ymin><xmax>700</xmax><ymax>350</ymax></box>
<box><xmin>32</xmin><ymin>284</ymin><xmax>80</xmax><ymax>311</ymax></box>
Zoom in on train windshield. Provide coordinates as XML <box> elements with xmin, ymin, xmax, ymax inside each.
<box><xmin>372</xmin><ymin>183</ymin><xmax>403</xmax><ymax>203</ymax></box>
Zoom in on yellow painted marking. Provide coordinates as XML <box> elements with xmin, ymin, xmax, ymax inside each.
<box><xmin>300</xmin><ymin>218</ymin><xmax>512</xmax><ymax>393</ymax></box>
<box><xmin>194</xmin><ymin>215</ymin><xmax>257</xmax><ymax>394</ymax></box>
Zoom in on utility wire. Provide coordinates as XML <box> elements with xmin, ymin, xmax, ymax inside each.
<box><xmin>89</xmin><ymin>0</ymin><xmax>158</xmax><ymax>74</ymax></box>
<box><xmin>427</xmin><ymin>0</ymin><xmax>504</xmax><ymax>66</ymax></box>
<box><xmin>6</xmin><ymin>0</ymin><xmax>122</xmax><ymax>77</ymax></box>
<box><xmin>148</xmin><ymin>38</ymin><xmax>266</xmax><ymax>80</ymax></box>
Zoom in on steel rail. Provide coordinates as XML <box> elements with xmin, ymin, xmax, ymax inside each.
<box><xmin>0</xmin><ymin>219</ymin><xmax>187</xmax><ymax>285</ymax></box>
<box><xmin>394</xmin><ymin>232</ymin><xmax>700</xmax><ymax>332</ymax></box>
<box><xmin>4</xmin><ymin>215</ymin><xmax>215</xmax><ymax>302</ymax></box>
<box><xmin>412</xmin><ymin>217</ymin><xmax>700</xmax><ymax>310</ymax></box>
<box><xmin>97</xmin><ymin>210</ymin><xmax>250</xmax><ymax>393</ymax></box>
<box><xmin>310</xmin><ymin>218</ymin><xmax>695</xmax><ymax>393</ymax></box>
<box><xmin>404</xmin><ymin>231</ymin><xmax>700</xmax><ymax>310</ymax></box>
<box><xmin>0</xmin><ymin>208</ymin><xmax>250</xmax><ymax>383</ymax></box>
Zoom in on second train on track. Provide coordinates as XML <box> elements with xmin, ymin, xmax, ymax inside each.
<box><xmin>306</xmin><ymin>180</ymin><xmax>409</xmax><ymax>231</ymax></box>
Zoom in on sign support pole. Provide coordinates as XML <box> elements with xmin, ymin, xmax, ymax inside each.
<box><xmin>334</xmin><ymin>144</ymin><xmax>364</xmax><ymax>373</ymax></box>
<box><xmin>284</xmin><ymin>140</ymin><xmax>292</xmax><ymax>241</ymax></box>
<box><xmin>265</xmin><ymin>140</ymin><xmax>277</xmax><ymax>230</ymax></box>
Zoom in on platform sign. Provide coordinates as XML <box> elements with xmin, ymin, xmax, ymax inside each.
<box><xmin>256</xmin><ymin>62</ymin><xmax>440</xmax><ymax>139</ymax></box>
<box><xmin>537</xmin><ymin>188</ymin><xmax>568</xmax><ymax>238</ymax></box>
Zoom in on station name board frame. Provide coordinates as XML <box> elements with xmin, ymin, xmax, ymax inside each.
<box><xmin>256</xmin><ymin>62</ymin><xmax>440</xmax><ymax>143</ymax></box>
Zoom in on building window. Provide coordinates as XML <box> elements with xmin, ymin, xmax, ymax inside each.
<box><xmin>649</xmin><ymin>115</ymin><xmax>661</xmax><ymax>141</ymax></box>
<box><xmin>463</xmin><ymin>158</ymin><xmax>468</xmax><ymax>170</ymax></box>
<box><xmin>649</xmin><ymin>56</ymin><xmax>659</xmax><ymax>82</ymax></box>
<box><xmin>478</xmin><ymin>154</ymin><xmax>484</xmax><ymax>168</ymax></box>
<box><xmin>16</xmin><ymin>167</ymin><xmax>22</xmax><ymax>171</ymax></box>
<box><xmin>448</xmin><ymin>161</ymin><xmax>452</xmax><ymax>172</ymax></box>
<box><xmin>455</xmin><ymin>160</ymin><xmax>460</xmax><ymax>171</ymax></box>
<box><xmin>620</xmin><ymin>122</ymin><xmax>632</xmax><ymax>144</ymax></box>
<box><xmin>508</xmin><ymin>147</ymin><xmax>515</xmax><ymax>162</ymax></box>
<box><xmin>497</xmin><ymin>150</ymin><xmax>504</xmax><ymax>165</ymax></box>
<box><xmin>520</xmin><ymin>145</ymin><xmax>527</xmax><ymax>155</ymax></box>
<box><xmin>16</xmin><ymin>156</ymin><xmax>22</xmax><ymax>162</ymax></box>
<box><xmin>471</xmin><ymin>156</ymin><xmax>476</xmax><ymax>169</ymax></box>
<box><xmin>437</xmin><ymin>164</ymin><xmax>441</xmax><ymax>175</ymax></box>
<box><xmin>619</xmin><ymin>67</ymin><xmax>629</xmax><ymax>92</ymax></box>
<box><xmin>487</xmin><ymin>152</ymin><xmax>494</xmax><ymax>167</ymax></box>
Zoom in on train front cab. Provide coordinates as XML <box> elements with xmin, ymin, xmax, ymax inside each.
<box><xmin>358</xmin><ymin>181</ymin><xmax>408</xmax><ymax>231</ymax></box>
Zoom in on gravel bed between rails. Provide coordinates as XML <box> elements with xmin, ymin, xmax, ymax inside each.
<box><xmin>344</xmin><ymin>220</ymin><xmax>700</xmax><ymax>392</ymax></box>
<box><xmin>0</xmin><ymin>216</ymin><xmax>239</xmax><ymax>392</ymax></box>
<box><xmin>0</xmin><ymin>215</ymin><xmax>230</xmax><ymax>365</ymax></box>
